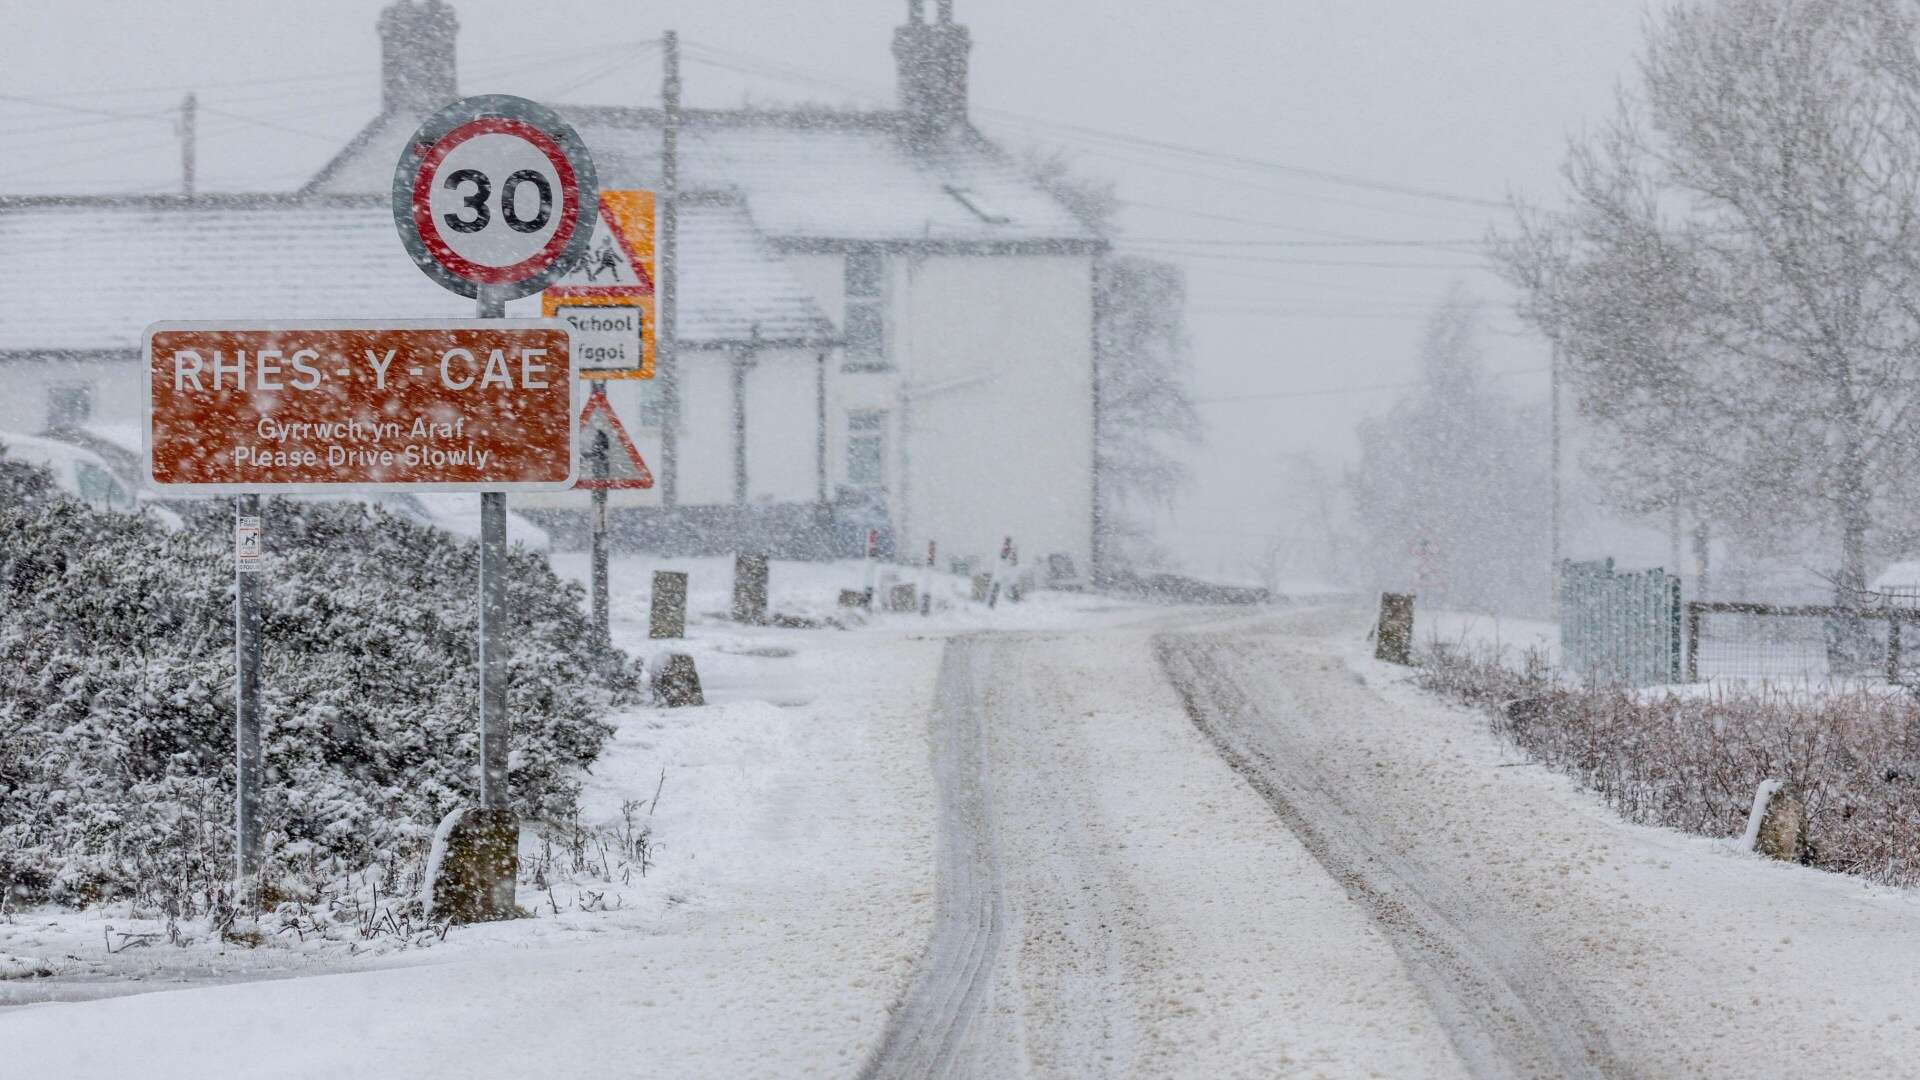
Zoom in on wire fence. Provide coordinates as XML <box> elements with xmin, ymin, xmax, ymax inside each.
<box><xmin>1685</xmin><ymin>589</ymin><xmax>1920</xmax><ymax>684</ymax></box>
<box><xmin>1556</xmin><ymin>562</ymin><xmax>1920</xmax><ymax>685</ymax></box>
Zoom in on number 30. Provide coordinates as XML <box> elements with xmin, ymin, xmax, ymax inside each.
<box><xmin>442</xmin><ymin>169</ymin><xmax>555</xmax><ymax>235</ymax></box>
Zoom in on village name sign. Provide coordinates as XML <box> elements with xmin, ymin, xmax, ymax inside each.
<box><xmin>142</xmin><ymin>94</ymin><xmax>599</xmax><ymax>924</ymax></box>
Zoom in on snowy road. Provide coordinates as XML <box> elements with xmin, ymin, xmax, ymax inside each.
<box><xmin>865</xmin><ymin>627</ymin><xmax>1470</xmax><ymax>1078</ymax></box>
<box><xmin>869</xmin><ymin>611</ymin><xmax>1920</xmax><ymax>1079</ymax></box>
<box><xmin>1158</xmin><ymin>631</ymin><xmax>1621</xmax><ymax>1078</ymax></box>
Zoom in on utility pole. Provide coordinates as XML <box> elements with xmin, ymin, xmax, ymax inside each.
<box><xmin>180</xmin><ymin>92</ymin><xmax>197</xmax><ymax>200</ymax></box>
<box><xmin>659</xmin><ymin>31</ymin><xmax>681</xmax><ymax>508</ymax></box>
<box><xmin>1550</xmin><ymin>342</ymin><xmax>1563</xmax><ymax>617</ymax></box>
<box><xmin>731</xmin><ymin>344</ymin><xmax>752</xmax><ymax>506</ymax></box>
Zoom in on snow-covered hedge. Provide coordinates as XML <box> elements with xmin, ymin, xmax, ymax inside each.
<box><xmin>0</xmin><ymin>478</ymin><xmax>640</xmax><ymax>911</ymax></box>
<box><xmin>1418</xmin><ymin>642</ymin><xmax>1920</xmax><ymax>888</ymax></box>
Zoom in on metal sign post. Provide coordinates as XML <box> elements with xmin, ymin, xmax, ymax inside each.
<box><xmin>477</xmin><ymin>291</ymin><xmax>510</xmax><ymax>812</ymax></box>
<box><xmin>233</xmin><ymin>495</ymin><xmax>263</xmax><ymax>907</ymax></box>
<box><xmin>591</xmin><ymin>382</ymin><xmax>610</xmax><ymax>646</ymax></box>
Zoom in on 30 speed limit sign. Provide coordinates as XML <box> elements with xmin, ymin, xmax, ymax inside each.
<box><xmin>392</xmin><ymin>95</ymin><xmax>599</xmax><ymax>301</ymax></box>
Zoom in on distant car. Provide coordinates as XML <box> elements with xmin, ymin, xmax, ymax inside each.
<box><xmin>1</xmin><ymin>431</ymin><xmax>184</xmax><ymax>528</ymax></box>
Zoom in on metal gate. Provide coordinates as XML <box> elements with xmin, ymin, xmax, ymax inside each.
<box><xmin>1558</xmin><ymin>558</ymin><xmax>1683</xmax><ymax>686</ymax></box>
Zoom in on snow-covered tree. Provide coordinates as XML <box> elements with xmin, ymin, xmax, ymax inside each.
<box><xmin>1499</xmin><ymin>0</ymin><xmax>1920</xmax><ymax>598</ymax></box>
<box><xmin>1348</xmin><ymin>289</ymin><xmax>1552</xmax><ymax>615</ymax></box>
<box><xmin>1027</xmin><ymin>153</ymin><xmax>1203</xmax><ymax>579</ymax></box>
<box><xmin>1094</xmin><ymin>255</ymin><xmax>1202</xmax><ymax>575</ymax></box>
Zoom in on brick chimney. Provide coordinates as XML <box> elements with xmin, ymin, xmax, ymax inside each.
<box><xmin>893</xmin><ymin>0</ymin><xmax>972</xmax><ymax>147</ymax></box>
<box><xmin>378</xmin><ymin>0</ymin><xmax>459</xmax><ymax>115</ymax></box>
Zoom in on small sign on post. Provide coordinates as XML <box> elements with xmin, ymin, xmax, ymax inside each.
<box><xmin>235</xmin><ymin>514</ymin><xmax>263</xmax><ymax>573</ymax></box>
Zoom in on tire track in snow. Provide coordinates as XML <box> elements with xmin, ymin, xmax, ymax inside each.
<box><xmin>1155</xmin><ymin>632</ymin><xmax>1630</xmax><ymax>1080</ymax></box>
<box><xmin>860</xmin><ymin>637</ymin><xmax>1010</xmax><ymax>1080</ymax></box>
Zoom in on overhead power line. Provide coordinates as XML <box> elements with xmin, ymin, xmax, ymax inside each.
<box><xmin>1118</xmin><ymin>246</ymin><xmax>1498</xmax><ymax>271</ymax></box>
<box><xmin>8</xmin><ymin>39</ymin><xmax>664</xmax><ymax>101</ymax></box>
<box><xmin>1121</xmin><ymin>235</ymin><xmax>1485</xmax><ymax>252</ymax></box>
<box><xmin>678</xmin><ymin>39</ymin><xmax>1510</xmax><ymax>214</ymax></box>
<box><xmin>1192</xmin><ymin>366</ymin><xmax>1549</xmax><ymax>405</ymax></box>
<box><xmin>972</xmin><ymin>107</ymin><xmax>1509</xmax><ymax>210</ymax></box>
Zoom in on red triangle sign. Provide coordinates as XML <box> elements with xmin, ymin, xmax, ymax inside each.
<box><xmin>575</xmin><ymin>387</ymin><xmax>654</xmax><ymax>490</ymax></box>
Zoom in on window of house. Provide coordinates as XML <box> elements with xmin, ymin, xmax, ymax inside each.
<box><xmin>46</xmin><ymin>382</ymin><xmax>93</xmax><ymax>432</ymax></box>
<box><xmin>844</xmin><ymin>252</ymin><xmax>888</xmax><ymax>370</ymax></box>
<box><xmin>636</xmin><ymin>380</ymin><xmax>665</xmax><ymax>429</ymax></box>
<box><xmin>847</xmin><ymin>410</ymin><xmax>888</xmax><ymax>488</ymax></box>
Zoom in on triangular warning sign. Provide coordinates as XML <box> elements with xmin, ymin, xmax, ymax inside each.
<box><xmin>575</xmin><ymin>387</ymin><xmax>654</xmax><ymax>490</ymax></box>
<box><xmin>551</xmin><ymin>193</ymin><xmax>655</xmax><ymax>293</ymax></box>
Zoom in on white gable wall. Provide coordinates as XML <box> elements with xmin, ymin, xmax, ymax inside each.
<box><xmin>746</xmin><ymin>353</ymin><xmax>825</xmax><ymax>504</ymax></box>
<box><xmin>897</xmin><ymin>254</ymin><xmax>1094</xmax><ymax>574</ymax></box>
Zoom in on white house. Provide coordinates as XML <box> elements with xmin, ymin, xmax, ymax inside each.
<box><xmin>0</xmin><ymin>1</ymin><xmax>1104</xmax><ymax>574</ymax></box>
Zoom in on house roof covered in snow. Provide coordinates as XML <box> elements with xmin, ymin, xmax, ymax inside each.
<box><xmin>304</xmin><ymin>107</ymin><xmax>1102</xmax><ymax>251</ymax></box>
<box><xmin>0</xmin><ymin>193</ymin><xmax>835</xmax><ymax>355</ymax></box>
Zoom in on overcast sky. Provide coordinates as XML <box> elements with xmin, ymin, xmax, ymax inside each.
<box><xmin>4</xmin><ymin>1</ymin><xmax>1648</xmax><ymax>575</ymax></box>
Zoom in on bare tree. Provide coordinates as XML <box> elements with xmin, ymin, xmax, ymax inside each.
<box><xmin>1348</xmin><ymin>287</ymin><xmax>1552</xmax><ymax>615</ymax></box>
<box><xmin>1499</xmin><ymin>0</ymin><xmax>1920</xmax><ymax>599</ymax></box>
<box><xmin>1093</xmin><ymin>256</ymin><xmax>1202</xmax><ymax>574</ymax></box>
<box><xmin>1027</xmin><ymin>151</ymin><xmax>1203</xmax><ymax>578</ymax></box>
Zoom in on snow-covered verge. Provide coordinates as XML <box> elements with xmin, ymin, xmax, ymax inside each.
<box><xmin>1415</xmin><ymin>636</ymin><xmax>1920</xmax><ymax>887</ymax></box>
<box><xmin>1209</xmin><ymin>609</ymin><xmax>1920</xmax><ymax>1077</ymax></box>
<box><xmin>1</xmin><ymin>557</ymin><xmax>942</xmax><ymax>1077</ymax></box>
<box><xmin>1416</xmin><ymin>606</ymin><xmax>1560</xmax><ymax>668</ymax></box>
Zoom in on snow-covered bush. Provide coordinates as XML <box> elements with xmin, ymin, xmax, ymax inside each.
<box><xmin>1418</xmin><ymin>643</ymin><xmax>1920</xmax><ymax>887</ymax></box>
<box><xmin>0</xmin><ymin>441</ymin><xmax>53</xmax><ymax>504</ymax></box>
<box><xmin>0</xmin><ymin>484</ymin><xmax>640</xmax><ymax>911</ymax></box>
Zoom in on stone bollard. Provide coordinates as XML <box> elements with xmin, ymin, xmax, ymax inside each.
<box><xmin>733</xmin><ymin>554</ymin><xmax>769</xmax><ymax>625</ymax></box>
<box><xmin>1742</xmin><ymin>779</ymin><xmax>1809</xmax><ymax>862</ymax></box>
<box><xmin>888</xmin><ymin>582</ymin><xmax>918</xmax><ymax>613</ymax></box>
<box><xmin>1375</xmin><ymin>592</ymin><xmax>1415</xmax><ymax>665</ymax></box>
<box><xmin>651</xmin><ymin>652</ymin><xmax>705</xmax><ymax>707</ymax></box>
<box><xmin>423</xmin><ymin>805</ymin><xmax>520</xmax><ymax>924</ymax></box>
<box><xmin>651</xmin><ymin>570</ymin><xmax>688</xmax><ymax>639</ymax></box>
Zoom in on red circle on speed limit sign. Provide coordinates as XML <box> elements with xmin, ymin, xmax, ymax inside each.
<box><xmin>392</xmin><ymin>95</ymin><xmax>599</xmax><ymax>300</ymax></box>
